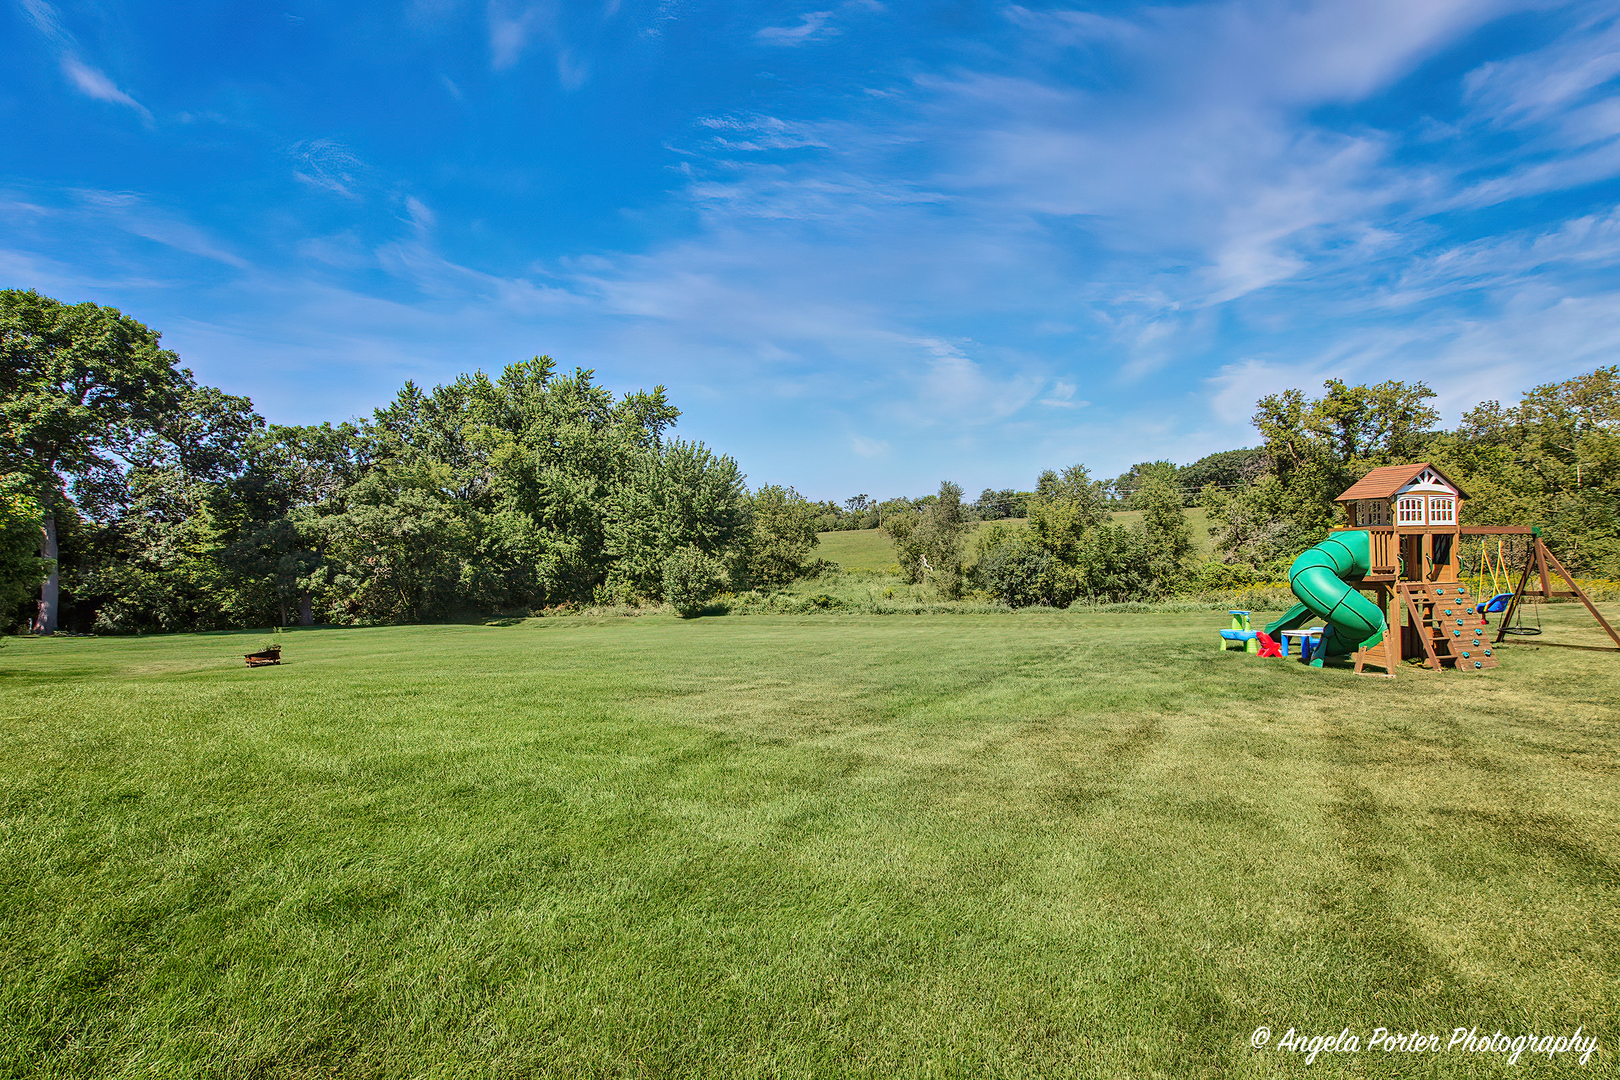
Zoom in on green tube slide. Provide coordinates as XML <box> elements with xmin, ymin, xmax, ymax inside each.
<box><xmin>1264</xmin><ymin>530</ymin><xmax>1387</xmax><ymax>659</ymax></box>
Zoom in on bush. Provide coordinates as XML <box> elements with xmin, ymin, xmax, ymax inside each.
<box><xmin>1193</xmin><ymin>560</ymin><xmax>1265</xmax><ymax>591</ymax></box>
<box><xmin>662</xmin><ymin>547</ymin><xmax>727</xmax><ymax>617</ymax></box>
<box><xmin>978</xmin><ymin>539</ymin><xmax>1067</xmax><ymax>608</ymax></box>
<box><xmin>748</xmin><ymin>485</ymin><xmax>821</xmax><ymax>588</ymax></box>
<box><xmin>885</xmin><ymin>481</ymin><xmax>970</xmax><ymax>598</ymax></box>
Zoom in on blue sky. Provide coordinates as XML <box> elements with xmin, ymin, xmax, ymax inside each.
<box><xmin>4</xmin><ymin>0</ymin><xmax>1620</xmax><ymax>500</ymax></box>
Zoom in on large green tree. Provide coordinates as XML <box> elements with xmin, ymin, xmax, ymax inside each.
<box><xmin>0</xmin><ymin>290</ymin><xmax>189</xmax><ymax>632</ymax></box>
<box><xmin>603</xmin><ymin>440</ymin><xmax>749</xmax><ymax>602</ymax></box>
<box><xmin>885</xmin><ymin>481</ymin><xmax>972</xmax><ymax>598</ymax></box>
<box><xmin>223</xmin><ymin>422</ymin><xmax>365</xmax><ymax>627</ymax></box>
<box><xmin>80</xmin><ymin>385</ymin><xmax>265</xmax><ymax>633</ymax></box>
<box><xmin>745</xmin><ymin>484</ymin><xmax>821</xmax><ymax>589</ymax></box>
<box><xmin>1431</xmin><ymin>366</ymin><xmax>1620</xmax><ymax>574</ymax></box>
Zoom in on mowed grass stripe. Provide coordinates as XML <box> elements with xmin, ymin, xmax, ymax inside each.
<box><xmin>0</xmin><ymin>610</ymin><xmax>1615</xmax><ymax>1077</ymax></box>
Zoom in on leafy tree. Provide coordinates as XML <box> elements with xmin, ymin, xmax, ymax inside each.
<box><xmin>0</xmin><ymin>290</ymin><xmax>189</xmax><ymax>632</ymax></box>
<box><xmin>1212</xmin><ymin>378</ymin><xmax>1439</xmax><ymax>569</ymax></box>
<box><xmin>1431</xmin><ymin>366</ymin><xmax>1620</xmax><ymax>574</ymax></box>
<box><xmin>663</xmin><ymin>547</ymin><xmax>726</xmax><ymax>617</ymax></box>
<box><xmin>1179</xmin><ymin>448</ymin><xmax>1265</xmax><ymax>495</ymax></box>
<box><xmin>974</xmin><ymin>488</ymin><xmax>1028</xmax><ymax>520</ymax></box>
<box><xmin>226</xmin><ymin>422</ymin><xmax>367</xmax><ymax>626</ymax></box>
<box><xmin>321</xmin><ymin>471</ymin><xmax>477</xmax><ymax>624</ymax></box>
<box><xmin>604</xmin><ymin>440</ymin><xmax>749</xmax><ymax>602</ymax></box>
<box><xmin>1110</xmin><ymin>461</ymin><xmax>1179</xmax><ymax>506</ymax></box>
<box><xmin>746</xmin><ymin>484</ymin><xmax>821</xmax><ymax>589</ymax></box>
<box><xmin>1026</xmin><ymin>465</ymin><xmax>1109</xmax><ymax>562</ymax></box>
<box><xmin>1136</xmin><ymin>476</ymin><xmax>1194</xmax><ymax>589</ymax></box>
<box><xmin>1310</xmin><ymin>378</ymin><xmax>1439</xmax><ymax>468</ymax></box>
<box><xmin>1073</xmin><ymin>523</ymin><xmax>1156</xmax><ymax>602</ymax></box>
<box><xmin>976</xmin><ymin>529</ymin><xmax>1072</xmax><ymax>608</ymax></box>
<box><xmin>77</xmin><ymin>385</ymin><xmax>265</xmax><ymax>633</ymax></box>
<box><xmin>363</xmin><ymin>358</ymin><xmax>688</xmax><ymax>608</ymax></box>
<box><xmin>886</xmin><ymin>481</ymin><xmax>970</xmax><ymax>597</ymax></box>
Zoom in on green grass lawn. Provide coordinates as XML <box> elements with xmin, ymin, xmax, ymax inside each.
<box><xmin>816</xmin><ymin>509</ymin><xmax>1214</xmax><ymax>571</ymax></box>
<box><xmin>2</xmin><ymin>608</ymin><xmax>1617</xmax><ymax>1077</ymax></box>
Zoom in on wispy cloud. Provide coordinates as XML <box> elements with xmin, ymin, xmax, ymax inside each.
<box><xmin>1039</xmin><ymin>381</ymin><xmax>1085</xmax><ymax>409</ymax></box>
<box><xmin>61</xmin><ymin>56</ymin><xmax>153</xmax><ymax>123</ymax></box>
<box><xmin>850</xmin><ymin>434</ymin><xmax>889</xmax><ymax>458</ymax></box>
<box><xmin>756</xmin><ymin>10</ymin><xmax>837</xmax><ymax>45</ymax></box>
<box><xmin>485</xmin><ymin>0</ymin><xmax>593</xmax><ymax>86</ymax></box>
<box><xmin>488</xmin><ymin>0</ymin><xmax>549</xmax><ymax>70</ymax></box>
<box><xmin>19</xmin><ymin>0</ymin><xmax>153</xmax><ymax>123</ymax></box>
<box><xmin>291</xmin><ymin>139</ymin><xmax>367</xmax><ymax>199</ymax></box>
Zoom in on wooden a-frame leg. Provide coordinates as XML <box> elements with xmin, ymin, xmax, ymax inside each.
<box><xmin>1539</xmin><ymin>540</ymin><xmax>1620</xmax><ymax>649</ymax></box>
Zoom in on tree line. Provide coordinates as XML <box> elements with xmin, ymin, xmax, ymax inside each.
<box><xmin>0</xmin><ymin>290</ymin><xmax>825</xmax><ymax>632</ymax></box>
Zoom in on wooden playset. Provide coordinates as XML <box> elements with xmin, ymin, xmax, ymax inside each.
<box><xmin>1322</xmin><ymin>462</ymin><xmax>1618</xmax><ymax>676</ymax></box>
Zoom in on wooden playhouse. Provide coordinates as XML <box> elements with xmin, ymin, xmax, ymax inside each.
<box><xmin>1328</xmin><ymin>463</ymin><xmax>1619</xmax><ymax>676</ymax></box>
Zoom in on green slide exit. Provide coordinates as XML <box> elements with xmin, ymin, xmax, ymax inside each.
<box><xmin>1264</xmin><ymin>530</ymin><xmax>1387</xmax><ymax>659</ymax></box>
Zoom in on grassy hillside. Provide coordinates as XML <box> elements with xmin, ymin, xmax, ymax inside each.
<box><xmin>816</xmin><ymin>508</ymin><xmax>1214</xmax><ymax>570</ymax></box>
<box><xmin>1</xmin><ymin>611</ymin><xmax>1616</xmax><ymax>1076</ymax></box>
<box><xmin>813</xmin><ymin>524</ymin><xmax>909</xmax><ymax>571</ymax></box>
<box><xmin>1109</xmin><ymin>506</ymin><xmax>1215</xmax><ymax>555</ymax></box>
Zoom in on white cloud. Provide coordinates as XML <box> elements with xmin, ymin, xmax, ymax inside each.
<box><xmin>488</xmin><ymin>0</ymin><xmax>549</xmax><ymax>70</ymax></box>
<box><xmin>756</xmin><ymin>10</ymin><xmax>838</xmax><ymax>45</ymax></box>
<box><xmin>17</xmin><ymin>0</ymin><xmax>68</xmax><ymax>42</ymax></box>
<box><xmin>20</xmin><ymin>0</ymin><xmax>154</xmax><ymax>123</ymax></box>
<box><xmin>1464</xmin><ymin>10</ymin><xmax>1620</xmax><ymax>135</ymax></box>
<box><xmin>485</xmin><ymin>0</ymin><xmax>593</xmax><ymax>86</ymax></box>
<box><xmin>694</xmin><ymin>114</ymin><xmax>831</xmax><ymax>152</ymax></box>
<box><xmin>851</xmin><ymin>434</ymin><xmax>889</xmax><ymax>457</ymax></box>
<box><xmin>403</xmin><ymin>196</ymin><xmax>437</xmax><ymax>233</ymax></box>
<box><xmin>291</xmin><ymin>139</ymin><xmax>367</xmax><ymax>199</ymax></box>
<box><xmin>1039</xmin><ymin>380</ymin><xmax>1085</xmax><ymax>408</ymax></box>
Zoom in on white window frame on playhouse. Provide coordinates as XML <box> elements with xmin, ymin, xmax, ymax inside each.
<box><xmin>1397</xmin><ymin>496</ymin><xmax>1425</xmax><ymax>524</ymax></box>
<box><xmin>1427</xmin><ymin>496</ymin><xmax>1455</xmax><ymax>524</ymax></box>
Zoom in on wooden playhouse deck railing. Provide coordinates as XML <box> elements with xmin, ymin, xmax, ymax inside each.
<box><xmin>1364</xmin><ymin>526</ymin><xmax>1395</xmax><ymax>577</ymax></box>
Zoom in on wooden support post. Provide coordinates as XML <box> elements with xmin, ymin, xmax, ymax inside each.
<box><xmin>1385</xmin><ymin>586</ymin><xmax>1399</xmax><ymax>674</ymax></box>
<box><xmin>1354</xmin><ymin>584</ymin><xmax>1399</xmax><ymax>678</ymax></box>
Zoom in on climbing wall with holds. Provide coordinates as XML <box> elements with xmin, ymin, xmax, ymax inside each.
<box><xmin>1399</xmin><ymin>582</ymin><xmax>1499</xmax><ymax>671</ymax></box>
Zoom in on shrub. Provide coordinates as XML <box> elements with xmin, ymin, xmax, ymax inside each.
<box><xmin>1193</xmin><ymin>560</ymin><xmax>1264</xmax><ymax>591</ymax></box>
<box><xmin>662</xmin><ymin>547</ymin><xmax>727</xmax><ymax>617</ymax></box>
<box><xmin>885</xmin><ymin>481</ymin><xmax>970</xmax><ymax>598</ymax></box>
<box><xmin>976</xmin><ymin>536</ymin><xmax>1084</xmax><ymax>608</ymax></box>
<box><xmin>748</xmin><ymin>484</ymin><xmax>821</xmax><ymax>588</ymax></box>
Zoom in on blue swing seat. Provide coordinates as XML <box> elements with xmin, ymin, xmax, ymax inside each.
<box><xmin>1474</xmin><ymin>592</ymin><xmax>1514</xmax><ymax>614</ymax></box>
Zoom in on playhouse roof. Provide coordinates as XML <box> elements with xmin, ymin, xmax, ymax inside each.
<box><xmin>1335</xmin><ymin>462</ymin><xmax>1468</xmax><ymax>503</ymax></box>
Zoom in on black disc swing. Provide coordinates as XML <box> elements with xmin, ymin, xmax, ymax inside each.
<box><xmin>1502</xmin><ymin>597</ymin><xmax>1542</xmax><ymax>636</ymax></box>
